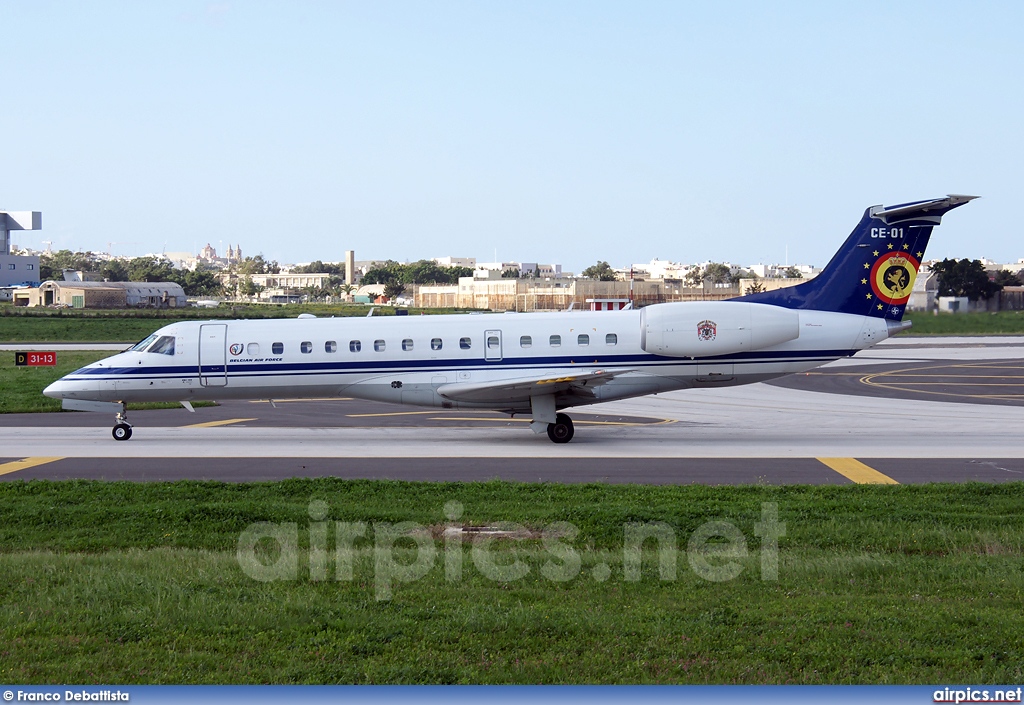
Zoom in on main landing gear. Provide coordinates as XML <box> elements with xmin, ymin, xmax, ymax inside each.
<box><xmin>112</xmin><ymin>406</ymin><xmax>132</xmax><ymax>441</ymax></box>
<box><xmin>546</xmin><ymin>413</ymin><xmax>574</xmax><ymax>444</ymax></box>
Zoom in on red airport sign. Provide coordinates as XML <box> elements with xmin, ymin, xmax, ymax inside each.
<box><xmin>15</xmin><ymin>352</ymin><xmax>57</xmax><ymax>367</ymax></box>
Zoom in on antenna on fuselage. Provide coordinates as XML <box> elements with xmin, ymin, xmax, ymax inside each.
<box><xmin>366</xmin><ymin>307</ymin><xmax>376</xmax><ymax>317</ymax></box>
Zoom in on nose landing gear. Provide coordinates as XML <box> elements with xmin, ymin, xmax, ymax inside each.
<box><xmin>112</xmin><ymin>406</ymin><xmax>132</xmax><ymax>441</ymax></box>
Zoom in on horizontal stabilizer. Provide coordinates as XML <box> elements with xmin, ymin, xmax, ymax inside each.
<box><xmin>869</xmin><ymin>194</ymin><xmax>978</xmax><ymax>224</ymax></box>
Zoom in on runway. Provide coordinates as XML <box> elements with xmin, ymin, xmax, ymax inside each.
<box><xmin>1</xmin><ymin>336</ymin><xmax>1022</xmax><ymax>485</ymax></box>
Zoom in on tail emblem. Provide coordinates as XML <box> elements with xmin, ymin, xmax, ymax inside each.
<box><xmin>867</xmin><ymin>248</ymin><xmax>921</xmax><ymax>306</ymax></box>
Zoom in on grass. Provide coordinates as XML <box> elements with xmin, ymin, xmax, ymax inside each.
<box><xmin>0</xmin><ymin>479</ymin><xmax>1021</xmax><ymax>684</ymax></box>
<box><xmin>0</xmin><ymin>304</ymin><xmax>476</xmax><ymax>343</ymax></box>
<box><xmin>900</xmin><ymin>311</ymin><xmax>1024</xmax><ymax>336</ymax></box>
<box><xmin>0</xmin><ymin>351</ymin><xmax>214</xmax><ymax>414</ymax></box>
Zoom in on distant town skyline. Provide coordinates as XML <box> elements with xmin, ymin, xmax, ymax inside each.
<box><xmin>3</xmin><ymin>2</ymin><xmax>1021</xmax><ymax>271</ymax></box>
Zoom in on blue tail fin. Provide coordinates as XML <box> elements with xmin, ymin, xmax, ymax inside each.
<box><xmin>738</xmin><ymin>194</ymin><xmax>978</xmax><ymax>319</ymax></box>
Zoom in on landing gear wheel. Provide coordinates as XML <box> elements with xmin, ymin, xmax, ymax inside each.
<box><xmin>546</xmin><ymin>413</ymin><xmax>574</xmax><ymax>444</ymax></box>
<box><xmin>112</xmin><ymin>423</ymin><xmax>133</xmax><ymax>441</ymax></box>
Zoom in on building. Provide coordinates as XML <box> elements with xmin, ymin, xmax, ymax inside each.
<box><xmin>0</xmin><ymin>210</ymin><xmax>42</xmax><ymax>287</ymax></box>
<box><xmin>0</xmin><ymin>252</ymin><xmax>40</xmax><ymax>287</ymax></box>
<box><xmin>345</xmin><ymin>250</ymin><xmax>356</xmax><ymax>285</ymax></box>
<box><xmin>417</xmin><ymin>277</ymin><xmax>742</xmax><ymax>311</ymax></box>
<box><xmin>907</xmin><ymin>270</ymin><xmax>939</xmax><ymax>312</ymax></box>
<box><xmin>14</xmin><ymin>280</ymin><xmax>187</xmax><ymax>309</ymax></box>
<box><xmin>737</xmin><ymin>276</ymin><xmax>813</xmax><ymax>296</ymax></box>
<box><xmin>198</xmin><ymin>243</ymin><xmax>244</xmax><ymax>268</ymax></box>
<box><xmin>433</xmin><ymin>256</ymin><xmax>476</xmax><ymax>268</ymax></box>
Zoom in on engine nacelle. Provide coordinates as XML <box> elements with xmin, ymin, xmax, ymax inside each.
<box><xmin>641</xmin><ymin>301</ymin><xmax>800</xmax><ymax>357</ymax></box>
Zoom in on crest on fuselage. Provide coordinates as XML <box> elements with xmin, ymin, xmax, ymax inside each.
<box><xmin>697</xmin><ymin>319</ymin><xmax>717</xmax><ymax>342</ymax></box>
<box><xmin>229</xmin><ymin>343</ymin><xmax>244</xmax><ymax>356</ymax></box>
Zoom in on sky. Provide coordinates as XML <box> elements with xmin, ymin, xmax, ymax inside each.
<box><xmin>2</xmin><ymin>1</ymin><xmax>1022</xmax><ymax>272</ymax></box>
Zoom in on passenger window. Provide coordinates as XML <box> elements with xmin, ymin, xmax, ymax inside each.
<box><xmin>487</xmin><ymin>336</ymin><xmax>500</xmax><ymax>349</ymax></box>
<box><xmin>549</xmin><ymin>334</ymin><xmax>561</xmax><ymax>347</ymax></box>
<box><xmin>578</xmin><ymin>334</ymin><xmax>590</xmax><ymax>346</ymax></box>
<box><xmin>247</xmin><ymin>342</ymin><xmax>260</xmax><ymax>356</ymax></box>
<box><xmin>520</xmin><ymin>335</ymin><xmax>532</xmax><ymax>348</ymax></box>
<box><xmin>606</xmin><ymin>333</ymin><xmax>617</xmax><ymax>345</ymax></box>
<box><xmin>349</xmin><ymin>340</ymin><xmax>361</xmax><ymax>353</ymax></box>
<box><xmin>300</xmin><ymin>341</ymin><xmax>312</xmax><ymax>354</ymax></box>
<box><xmin>325</xmin><ymin>341</ymin><xmax>337</xmax><ymax>353</ymax></box>
<box><xmin>374</xmin><ymin>339</ymin><xmax>386</xmax><ymax>352</ymax></box>
<box><xmin>431</xmin><ymin>338</ymin><xmax>443</xmax><ymax>351</ymax></box>
<box><xmin>460</xmin><ymin>337</ymin><xmax>472</xmax><ymax>350</ymax></box>
<box><xmin>402</xmin><ymin>338</ymin><xmax>414</xmax><ymax>351</ymax></box>
<box><xmin>149</xmin><ymin>335</ymin><xmax>175</xmax><ymax>355</ymax></box>
<box><xmin>272</xmin><ymin>342</ymin><xmax>284</xmax><ymax>355</ymax></box>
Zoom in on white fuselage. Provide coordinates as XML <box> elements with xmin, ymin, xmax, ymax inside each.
<box><xmin>45</xmin><ymin>303</ymin><xmax>891</xmax><ymax>415</ymax></box>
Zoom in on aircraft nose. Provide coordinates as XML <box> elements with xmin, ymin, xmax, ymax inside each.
<box><xmin>43</xmin><ymin>379</ymin><xmax>71</xmax><ymax>399</ymax></box>
<box><xmin>44</xmin><ymin>375</ymin><xmax>99</xmax><ymax>400</ymax></box>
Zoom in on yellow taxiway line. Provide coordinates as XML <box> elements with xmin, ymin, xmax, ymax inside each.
<box><xmin>817</xmin><ymin>457</ymin><xmax>899</xmax><ymax>484</ymax></box>
<box><xmin>184</xmin><ymin>418</ymin><xmax>258</xmax><ymax>428</ymax></box>
<box><xmin>0</xmin><ymin>457</ymin><xmax>64</xmax><ymax>477</ymax></box>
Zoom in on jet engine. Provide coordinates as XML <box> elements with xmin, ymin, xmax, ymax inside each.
<box><xmin>641</xmin><ymin>301</ymin><xmax>800</xmax><ymax>357</ymax></box>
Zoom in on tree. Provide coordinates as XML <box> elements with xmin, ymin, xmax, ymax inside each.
<box><xmin>994</xmin><ymin>269</ymin><xmax>1022</xmax><ymax>287</ymax></box>
<box><xmin>292</xmin><ymin>260</ymin><xmax>343</xmax><ymax>275</ymax></box>
<box><xmin>746</xmin><ymin>280</ymin><xmax>766</xmax><ymax>293</ymax></box>
<box><xmin>235</xmin><ymin>255</ymin><xmax>279</xmax><ymax>275</ymax></box>
<box><xmin>931</xmin><ymin>258</ymin><xmax>1000</xmax><ymax>301</ymax></box>
<box><xmin>40</xmin><ymin>250</ymin><xmax>100</xmax><ymax>280</ymax></box>
<box><xmin>180</xmin><ymin>267</ymin><xmax>223</xmax><ymax>296</ymax></box>
<box><xmin>361</xmin><ymin>260</ymin><xmax>403</xmax><ymax>286</ymax></box>
<box><xmin>362</xmin><ymin>260</ymin><xmax>471</xmax><ymax>286</ymax></box>
<box><xmin>126</xmin><ymin>256</ymin><xmax>175</xmax><ymax>282</ymax></box>
<box><xmin>703</xmin><ymin>262</ymin><xmax>733</xmax><ymax>285</ymax></box>
<box><xmin>684</xmin><ymin>267</ymin><xmax>703</xmax><ymax>287</ymax></box>
<box><xmin>100</xmin><ymin>259</ymin><xmax>129</xmax><ymax>282</ymax></box>
<box><xmin>781</xmin><ymin>266</ymin><xmax>803</xmax><ymax>279</ymax></box>
<box><xmin>581</xmin><ymin>261</ymin><xmax>617</xmax><ymax>281</ymax></box>
<box><xmin>239</xmin><ymin>277</ymin><xmax>263</xmax><ymax>297</ymax></box>
<box><xmin>340</xmin><ymin>283</ymin><xmax>356</xmax><ymax>300</ymax></box>
<box><xmin>383</xmin><ymin>281</ymin><xmax>406</xmax><ymax>302</ymax></box>
<box><xmin>501</xmin><ymin>267</ymin><xmax>521</xmax><ymax>278</ymax></box>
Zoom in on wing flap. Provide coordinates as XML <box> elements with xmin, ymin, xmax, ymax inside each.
<box><xmin>436</xmin><ymin>368</ymin><xmax>632</xmax><ymax>404</ymax></box>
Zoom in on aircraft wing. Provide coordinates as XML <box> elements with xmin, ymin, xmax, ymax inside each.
<box><xmin>436</xmin><ymin>368</ymin><xmax>633</xmax><ymax>404</ymax></box>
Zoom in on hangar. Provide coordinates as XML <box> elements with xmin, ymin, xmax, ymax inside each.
<box><xmin>14</xmin><ymin>280</ymin><xmax>187</xmax><ymax>309</ymax></box>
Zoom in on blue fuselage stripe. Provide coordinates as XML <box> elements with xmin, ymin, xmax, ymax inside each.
<box><xmin>67</xmin><ymin>348</ymin><xmax>855</xmax><ymax>381</ymax></box>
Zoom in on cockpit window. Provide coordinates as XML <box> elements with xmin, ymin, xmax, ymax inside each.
<box><xmin>149</xmin><ymin>335</ymin><xmax>176</xmax><ymax>355</ymax></box>
<box><xmin>131</xmin><ymin>334</ymin><xmax>158</xmax><ymax>352</ymax></box>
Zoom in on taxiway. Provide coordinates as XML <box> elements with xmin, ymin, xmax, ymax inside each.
<box><xmin>1</xmin><ymin>336</ymin><xmax>1021</xmax><ymax>485</ymax></box>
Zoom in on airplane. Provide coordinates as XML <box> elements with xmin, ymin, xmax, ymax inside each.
<box><xmin>44</xmin><ymin>194</ymin><xmax>977</xmax><ymax>443</ymax></box>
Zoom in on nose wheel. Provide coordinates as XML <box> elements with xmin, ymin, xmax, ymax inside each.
<box><xmin>546</xmin><ymin>413</ymin><xmax>574</xmax><ymax>443</ymax></box>
<box><xmin>112</xmin><ymin>406</ymin><xmax>132</xmax><ymax>441</ymax></box>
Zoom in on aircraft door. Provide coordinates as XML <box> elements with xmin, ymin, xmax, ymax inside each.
<box><xmin>484</xmin><ymin>330</ymin><xmax>502</xmax><ymax>361</ymax></box>
<box><xmin>198</xmin><ymin>324</ymin><xmax>228</xmax><ymax>387</ymax></box>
